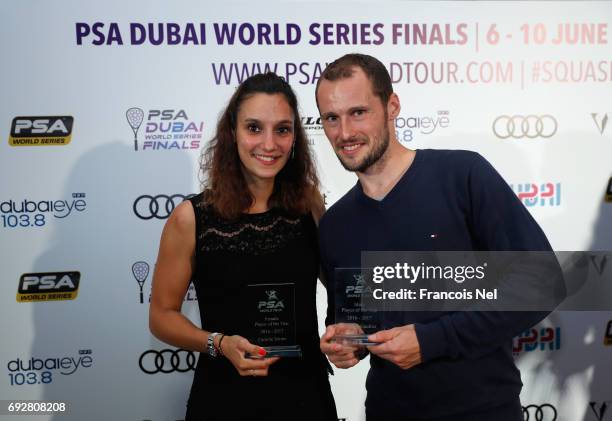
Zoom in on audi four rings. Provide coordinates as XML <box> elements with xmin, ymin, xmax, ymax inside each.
<box><xmin>522</xmin><ymin>404</ymin><xmax>558</xmax><ymax>421</ymax></box>
<box><xmin>133</xmin><ymin>194</ymin><xmax>194</xmax><ymax>220</ymax></box>
<box><xmin>139</xmin><ymin>349</ymin><xmax>196</xmax><ymax>374</ymax></box>
<box><xmin>492</xmin><ymin>115</ymin><xmax>557</xmax><ymax>139</ymax></box>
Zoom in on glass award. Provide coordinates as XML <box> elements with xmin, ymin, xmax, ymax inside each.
<box><xmin>245</xmin><ymin>283</ymin><xmax>302</xmax><ymax>358</ymax></box>
<box><xmin>333</xmin><ymin>268</ymin><xmax>381</xmax><ymax>346</ymax></box>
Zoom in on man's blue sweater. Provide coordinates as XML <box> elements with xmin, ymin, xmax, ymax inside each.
<box><xmin>319</xmin><ymin>149</ymin><xmax>553</xmax><ymax>419</ymax></box>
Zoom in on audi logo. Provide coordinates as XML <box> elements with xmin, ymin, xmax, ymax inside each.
<box><xmin>492</xmin><ymin>115</ymin><xmax>557</xmax><ymax>139</ymax></box>
<box><xmin>522</xmin><ymin>404</ymin><xmax>557</xmax><ymax>421</ymax></box>
<box><xmin>133</xmin><ymin>194</ymin><xmax>194</xmax><ymax>220</ymax></box>
<box><xmin>138</xmin><ymin>349</ymin><xmax>196</xmax><ymax>374</ymax></box>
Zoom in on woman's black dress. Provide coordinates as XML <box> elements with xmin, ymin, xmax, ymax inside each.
<box><xmin>185</xmin><ymin>194</ymin><xmax>337</xmax><ymax>421</ymax></box>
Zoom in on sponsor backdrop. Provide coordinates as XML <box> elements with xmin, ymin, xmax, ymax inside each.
<box><xmin>1</xmin><ymin>1</ymin><xmax>611</xmax><ymax>420</ymax></box>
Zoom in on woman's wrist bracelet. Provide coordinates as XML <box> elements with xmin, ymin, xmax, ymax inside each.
<box><xmin>217</xmin><ymin>334</ymin><xmax>226</xmax><ymax>356</ymax></box>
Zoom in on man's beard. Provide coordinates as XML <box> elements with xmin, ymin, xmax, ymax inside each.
<box><xmin>336</xmin><ymin>125</ymin><xmax>390</xmax><ymax>173</ymax></box>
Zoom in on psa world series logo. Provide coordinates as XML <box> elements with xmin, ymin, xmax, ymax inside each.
<box><xmin>126</xmin><ymin>108</ymin><xmax>203</xmax><ymax>151</ymax></box>
<box><xmin>16</xmin><ymin>272</ymin><xmax>80</xmax><ymax>302</ymax></box>
<box><xmin>9</xmin><ymin>116</ymin><xmax>74</xmax><ymax>146</ymax></box>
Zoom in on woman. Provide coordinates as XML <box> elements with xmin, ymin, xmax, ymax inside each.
<box><xmin>149</xmin><ymin>72</ymin><xmax>337</xmax><ymax>421</ymax></box>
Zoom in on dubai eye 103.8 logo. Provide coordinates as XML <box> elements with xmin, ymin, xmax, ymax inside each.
<box><xmin>394</xmin><ymin>110</ymin><xmax>450</xmax><ymax>143</ymax></box>
<box><xmin>0</xmin><ymin>193</ymin><xmax>87</xmax><ymax>229</ymax></box>
<box><xmin>7</xmin><ymin>349</ymin><xmax>93</xmax><ymax>386</ymax></box>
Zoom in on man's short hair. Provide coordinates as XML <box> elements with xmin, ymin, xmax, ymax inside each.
<box><xmin>316</xmin><ymin>53</ymin><xmax>393</xmax><ymax>108</ymax></box>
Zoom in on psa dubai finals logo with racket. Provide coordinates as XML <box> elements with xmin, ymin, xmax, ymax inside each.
<box><xmin>125</xmin><ymin>107</ymin><xmax>203</xmax><ymax>151</ymax></box>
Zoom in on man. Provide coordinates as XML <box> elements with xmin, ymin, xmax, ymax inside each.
<box><xmin>316</xmin><ymin>54</ymin><xmax>554</xmax><ymax>420</ymax></box>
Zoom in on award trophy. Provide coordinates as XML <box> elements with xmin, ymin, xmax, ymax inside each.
<box><xmin>245</xmin><ymin>283</ymin><xmax>302</xmax><ymax>358</ymax></box>
<box><xmin>332</xmin><ymin>268</ymin><xmax>381</xmax><ymax>346</ymax></box>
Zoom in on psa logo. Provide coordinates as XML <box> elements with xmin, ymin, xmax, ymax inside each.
<box><xmin>16</xmin><ymin>272</ymin><xmax>80</xmax><ymax>302</ymax></box>
<box><xmin>250</xmin><ymin>283</ymin><xmax>293</xmax><ymax>315</ymax></box>
<box><xmin>131</xmin><ymin>261</ymin><xmax>196</xmax><ymax>304</ymax></box>
<box><xmin>395</xmin><ymin>110</ymin><xmax>450</xmax><ymax>143</ymax></box>
<box><xmin>510</xmin><ymin>183</ymin><xmax>561</xmax><ymax>207</ymax></box>
<box><xmin>605</xmin><ymin>320</ymin><xmax>612</xmax><ymax>346</ymax></box>
<box><xmin>513</xmin><ymin>327</ymin><xmax>560</xmax><ymax>354</ymax></box>
<box><xmin>258</xmin><ymin>290</ymin><xmax>285</xmax><ymax>310</ymax></box>
<box><xmin>126</xmin><ymin>108</ymin><xmax>203</xmax><ymax>151</ymax></box>
<box><xmin>346</xmin><ymin>274</ymin><xmax>372</xmax><ymax>296</ymax></box>
<box><xmin>9</xmin><ymin>116</ymin><xmax>74</xmax><ymax>146</ymax></box>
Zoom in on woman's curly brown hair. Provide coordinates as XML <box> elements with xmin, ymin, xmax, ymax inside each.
<box><xmin>200</xmin><ymin>72</ymin><xmax>322</xmax><ymax>219</ymax></box>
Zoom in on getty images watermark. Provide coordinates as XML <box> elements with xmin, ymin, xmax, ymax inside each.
<box><xmin>336</xmin><ymin>251</ymin><xmax>612</xmax><ymax>312</ymax></box>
